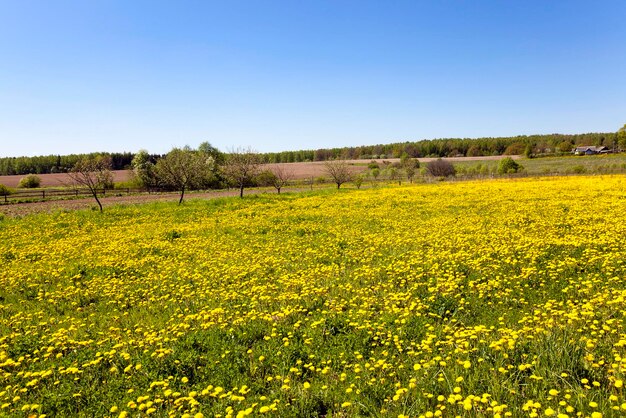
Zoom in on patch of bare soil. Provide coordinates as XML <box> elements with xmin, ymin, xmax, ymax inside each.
<box><xmin>0</xmin><ymin>188</ymin><xmax>312</xmax><ymax>217</ymax></box>
<box><xmin>0</xmin><ymin>171</ymin><xmax>132</xmax><ymax>188</ymax></box>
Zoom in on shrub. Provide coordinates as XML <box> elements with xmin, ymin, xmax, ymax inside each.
<box><xmin>570</xmin><ymin>165</ymin><xmax>587</xmax><ymax>174</ymax></box>
<box><xmin>353</xmin><ymin>175</ymin><xmax>364</xmax><ymax>189</ymax></box>
<box><xmin>0</xmin><ymin>184</ymin><xmax>13</xmax><ymax>195</ymax></box>
<box><xmin>426</xmin><ymin>159</ymin><xmax>456</xmax><ymax>177</ymax></box>
<box><xmin>497</xmin><ymin>157</ymin><xmax>521</xmax><ymax>175</ymax></box>
<box><xmin>18</xmin><ymin>174</ymin><xmax>41</xmax><ymax>188</ymax></box>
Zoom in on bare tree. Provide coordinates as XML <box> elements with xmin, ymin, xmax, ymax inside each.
<box><xmin>155</xmin><ymin>147</ymin><xmax>212</xmax><ymax>204</ymax></box>
<box><xmin>324</xmin><ymin>160</ymin><xmax>353</xmax><ymax>189</ymax></box>
<box><xmin>426</xmin><ymin>158</ymin><xmax>456</xmax><ymax>177</ymax></box>
<box><xmin>265</xmin><ymin>165</ymin><xmax>293</xmax><ymax>194</ymax></box>
<box><xmin>67</xmin><ymin>156</ymin><xmax>113</xmax><ymax>212</ymax></box>
<box><xmin>222</xmin><ymin>148</ymin><xmax>261</xmax><ymax>198</ymax></box>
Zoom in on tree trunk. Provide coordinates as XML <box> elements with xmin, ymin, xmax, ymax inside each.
<box><xmin>337</xmin><ymin>183</ymin><xmax>340</xmax><ymax>189</ymax></box>
<box><xmin>179</xmin><ymin>186</ymin><xmax>185</xmax><ymax>205</ymax></box>
<box><xmin>92</xmin><ymin>191</ymin><xmax>103</xmax><ymax>212</ymax></box>
<box><xmin>277</xmin><ymin>187</ymin><xmax>281</xmax><ymax>194</ymax></box>
<box><xmin>239</xmin><ymin>184</ymin><xmax>244</xmax><ymax>198</ymax></box>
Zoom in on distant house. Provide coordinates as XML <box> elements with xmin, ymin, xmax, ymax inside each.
<box><xmin>573</xmin><ymin>146</ymin><xmax>610</xmax><ymax>155</ymax></box>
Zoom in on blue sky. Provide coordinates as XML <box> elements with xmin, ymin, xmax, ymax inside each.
<box><xmin>1</xmin><ymin>1</ymin><xmax>625</xmax><ymax>157</ymax></box>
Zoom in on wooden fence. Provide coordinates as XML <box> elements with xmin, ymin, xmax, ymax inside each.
<box><xmin>0</xmin><ymin>187</ymin><xmax>163</xmax><ymax>204</ymax></box>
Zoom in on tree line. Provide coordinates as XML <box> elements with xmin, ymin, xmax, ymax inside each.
<box><xmin>0</xmin><ymin>152</ymin><xmax>140</xmax><ymax>176</ymax></box>
<box><xmin>2</xmin><ymin>130</ymin><xmax>625</xmax><ymax>176</ymax></box>
<box><xmin>261</xmin><ymin>132</ymin><xmax>623</xmax><ymax>163</ymax></box>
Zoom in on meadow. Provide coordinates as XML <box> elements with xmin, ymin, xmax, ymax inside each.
<box><xmin>1</xmin><ymin>176</ymin><xmax>626</xmax><ymax>417</ymax></box>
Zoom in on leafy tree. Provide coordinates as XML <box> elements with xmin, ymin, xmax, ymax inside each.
<box><xmin>18</xmin><ymin>174</ymin><xmax>41</xmax><ymax>188</ymax></box>
<box><xmin>557</xmin><ymin>141</ymin><xmax>573</xmax><ymax>153</ymax></box>
<box><xmin>67</xmin><ymin>156</ymin><xmax>114</xmax><ymax>212</ymax></box>
<box><xmin>222</xmin><ymin>148</ymin><xmax>262</xmax><ymax>198</ymax></box>
<box><xmin>497</xmin><ymin>157</ymin><xmax>521</xmax><ymax>174</ymax></box>
<box><xmin>155</xmin><ymin>147</ymin><xmax>211</xmax><ymax>204</ymax></box>
<box><xmin>388</xmin><ymin>167</ymin><xmax>400</xmax><ymax>184</ymax></box>
<box><xmin>618</xmin><ymin>124</ymin><xmax>626</xmax><ymax>151</ymax></box>
<box><xmin>324</xmin><ymin>160</ymin><xmax>353</xmax><ymax>189</ymax></box>
<box><xmin>353</xmin><ymin>174</ymin><xmax>364</xmax><ymax>189</ymax></box>
<box><xmin>405</xmin><ymin>166</ymin><xmax>416</xmax><ymax>183</ymax></box>
<box><xmin>401</xmin><ymin>157</ymin><xmax>419</xmax><ymax>183</ymax></box>
<box><xmin>0</xmin><ymin>184</ymin><xmax>13</xmax><ymax>196</ymax></box>
<box><xmin>426</xmin><ymin>159</ymin><xmax>456</xmax><ymax>177</ymax></box>
<box><xmin>131</xmin><ymin>149</ymin><xmax>158</xmax><ymax>189</ymax></box>
<box><xmin>198</xmin><ymin>141</ymin><xmax>225</xmax><ymax>165</ymax></box>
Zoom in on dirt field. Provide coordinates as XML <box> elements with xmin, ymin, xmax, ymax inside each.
<box><xmin>0</xmin><ymin>187</ymin><xmax>318</xmax><ymax>217</ymax></box>
<box><xmin>0</xmin><ymin>155</ymin><xmax>517</xmax><ymax>188</ymax></box>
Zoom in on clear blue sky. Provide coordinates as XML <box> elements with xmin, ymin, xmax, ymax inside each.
<box><xmin>1</xmin><ymin>1</ymin><xmax>625</xmax><ymax>157</ymax></box>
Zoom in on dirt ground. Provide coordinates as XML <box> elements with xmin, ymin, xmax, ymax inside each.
<box><xmin>0</xmin><ymin>187</ymin><xmax>314</xmax><ymax>217</ymax></box>
<box><xmin>0</xmin><ymin>155</ymin><xmax>516</xmax><ymax>188</ymax></box>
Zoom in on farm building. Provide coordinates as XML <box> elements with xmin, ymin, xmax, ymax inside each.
<box><xmin>573</xmin><ymin>145</ymin><xmax>610</xmax><ymax>155</ymax></box>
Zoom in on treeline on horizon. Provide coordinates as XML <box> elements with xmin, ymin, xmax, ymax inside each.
<box><xmin>0</xmin><ymin>132</ymin><xmax>619</xmax><ymax>176</ymax></box>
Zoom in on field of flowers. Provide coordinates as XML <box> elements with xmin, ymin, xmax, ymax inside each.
<box><xmin>2</xmin><ymin>176</ymin><xmax>626</xmax><ymax>417</ymax></box>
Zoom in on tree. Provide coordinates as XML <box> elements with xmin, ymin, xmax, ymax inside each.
<box><xmin>401</xmin><ymin>157</ymin><xmax>419</xmax><ymax>183</ymax></box>
<box><xmin>257</xmin><ymin>165</ymin><xmax>293</xmax><ymax>194</ymax></box>
<box><xmin>618</xmin><ymin>124</ymin><xmax>626</xmax><ymax>152</ymax></box>
<box><xmin>425</xmin><ymin>159</ymin><xmax>456</xmax><ymax>177</ymax></box>
<box><xmin>324</xmin><ymin>160</ymin><xmax>353</xmax><ymax>189</ymax></box>
<box><xmin>222</xmin><ymin>148</ymin><xmax>261</xmax><ymax>198</ymax></box>
<box><xmin>155</xmin><ymin>147</ymin><xmax>211</xmax><ymax>204</ymax></box>
<box><xmin>497</xmin><ymin>157</ymin><xmax>521</xmax><ymax>174</ymax></box>
<box><xmin>131</xmin><ymin>149</ymin><xmax>158</xmax><ymax>189</ymax></box>
<box><xmin>67</xmin><ymin>156</ymin><xmax>113</xmax><ymax>212</ymax></box>
<box><xmin>353</xmin><ymin>174</ymin><xmax>364</xmax><ymax>189</ymax></box>
<box><xmin>405</xmin><ymin>166</ymin><xmax>416</xmax><ymax>183</ymax></box>
<box><xmin>198</xmin><ymin>141</ymin><xmax>225</xmax><ymax>165</ymax></box>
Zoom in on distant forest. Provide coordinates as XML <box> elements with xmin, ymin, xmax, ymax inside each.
<box><xmin>0</xmin><ymin>132</ymin><xmax>619</xmax><ymax>176</ymax></box>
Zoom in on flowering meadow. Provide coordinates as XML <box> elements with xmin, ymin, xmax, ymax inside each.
<box><xmin>2</xmin><ymin>176</ymin><xmax>626</xmax><ymax>418</ymax></box>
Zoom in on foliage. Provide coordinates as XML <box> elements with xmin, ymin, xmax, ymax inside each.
<box><xmin>497</xmin><ymin>157</ymin><xmax>522</xmax><ymax>174</ymax></box>
<box><xmin>131</xmin><ymin>149</ymin><xmax>158</xmax><ymax>189</ymax></box>
<box><xmin>353</xmin><ymin>174</ymin><xmax>364</xmax><ymax>189</ymax></box>
<box><xmin>155</xmin><ymin>147</ymin><xmax>213</xmax><ymax>204</ymax></box>
<box><xmin>1</xmin><ymin>177</ymin><xmax>626</xmax><ymax>417</ymax></box>
<box><xmin>0</xmin><ymin>183</ymin><xmax>14</xmax><ymax>195</ymax></box>
<box><xmin>17</xmin><ymin>174</ymin><xmax>41</xmax><ymax>188</ymax></box>
<box><xmin>367</xmin><ymin>160</ymin><xmax>380</xmax><ymax>170</ymax></box>
<box><xmin>259</xmin><ymin>132</ymin><xmax>619</xmax><ymax>163</ymax></box>
<box><xmin>425</xmin><ymin>158</ymin><xmax>456</xmax><ymax>177</ymax></box>
<box><xmin>618</xmin><ymin>124</ymin><xmax>626</xmax><ymax>151</ymax></box>
<box><xmin>0</xmin><ymin>152</ymin><xmax>135</xmax><ymax>176</ymax></box>
<box><xmin>222</xmin><ymin>148</ymin><xmax>262</xmax><ymax>198</ymax></box>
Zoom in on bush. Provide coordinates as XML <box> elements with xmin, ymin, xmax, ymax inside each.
<box><xmin>426</xmin><ymin>159</ymin><xmax>456</xmax><ymax>177</ymax></box>
<box><xmin>497</xmin><ymin>157</ymin><xmax>521</xmax><ymax>174</ymax></box>
<box><xmin>0</xmin><ymin>184</ymin><xmax>13</xmax><ymax>195</ymax></box>
<box><xmin>18</xmin><ymin>174</ymin><xmax>41</xmax><ymax>188</ymax></box>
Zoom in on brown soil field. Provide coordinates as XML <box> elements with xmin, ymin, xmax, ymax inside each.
<box><xmin>0</xmin><ymin>171</ymin><xmax>132</xmax><ymax>188</ymax></box>
<box><xmin>0</xmin><ymin>155</ymin><xmax>517</xmax><ymax>188</ymax></box>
